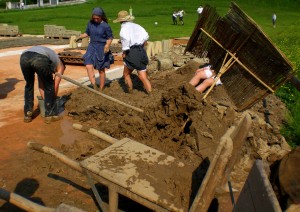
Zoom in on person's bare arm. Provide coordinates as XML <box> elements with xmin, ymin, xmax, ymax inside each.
<box><xmin>75</xmin><ymin>33</ymin><xmax>89</xmax><ymax>42</ymax></box>
<box><xmin>104</xmin><ymin>39</ymin><xmax>112</xmax><ymax>53</ymax></box>
<box><xmin>54</xmin><ymin>60</ymin><xmax>65</xmax><ymax>97</ymax></box>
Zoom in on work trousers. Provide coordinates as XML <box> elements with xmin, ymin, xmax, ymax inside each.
<box><xmin>20</xmin><ymin>51</ymin><xmax>56</xmax><ymax>117</ymax></box>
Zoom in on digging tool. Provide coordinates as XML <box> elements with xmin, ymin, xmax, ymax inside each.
<box><xmin>72</xmin><ymin>123</ymin><xmax>119</xmax><ymax>144</ymax></box>
<box><xmin>55</xmin><ymin>73</ymin><xmax>144</xmax><ymax>113</ymax></box>
<box><xmin>0</xmin><ymin>188</ymin><xmax>85</xmax><ymax>212</ymax></box>
<box><xmin>27</xmin><ymin>142</ymin><xmax>107</xmax><ymax>212</ymax></box>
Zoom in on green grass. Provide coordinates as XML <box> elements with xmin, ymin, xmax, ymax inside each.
<box><xmin>1</xmin><ymin>0</ymin><xmax>300</xmax><ymax>146</ymax></box>
<box><xmin>280</xmin><ymin>92</ymin><xmax>300</xmax><ymax>147</ymax></box>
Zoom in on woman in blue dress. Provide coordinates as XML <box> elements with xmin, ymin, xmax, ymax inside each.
<box><xmin>76</xmin><ymin>7</ymin><xmax>113</xmax><ymax>91</ymax></box>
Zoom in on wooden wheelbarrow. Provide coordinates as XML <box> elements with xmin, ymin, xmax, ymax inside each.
<box><xmin>28</xmin><ymin>138</ymin><xmax>190</xmax><ymax>212</ymax></box>
<box><xmin>0</xmin><ymin>188</ymin><xmax>85</xmax><ymax>212</ymax></box>
<box><xmin>27</xmin><ymin>112</ymin><xmax>252</xmax><ymax>212</ymax></box>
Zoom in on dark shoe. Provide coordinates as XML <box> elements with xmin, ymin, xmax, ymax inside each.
<box><xmin>24</xmin><ymin>111</ymin><xmax>33</xmax><ymax>123</ymax></box>
<box><xmin>24</xmin><ymin>116</ymin><xmax>32</xmax><ymax>123</ymax></box>
<box><xmin>44</xmin><ymin>116</ymin><xmax>63</xmax><ymax>124</ymax></box>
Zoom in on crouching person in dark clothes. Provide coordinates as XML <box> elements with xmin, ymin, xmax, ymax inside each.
<box><xmin>113</xmin><ymin>10</ymin><xmax>152</xmax><ymax>94</ymax></box>
<box><xmin>20</xmin><ymin>46</ymin><xmax>65</xmax><ymax>124</ymax></box>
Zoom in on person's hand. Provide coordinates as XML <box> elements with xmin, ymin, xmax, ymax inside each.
<box><xmin>74</xmin><ymin>36</ymin><xmax>82</xmax><ymax>43</ymax></box>
<box><xmin>104</xmin><ymin>45</ymin><xmax>109</xmax><ymax>53</ymax></box>
<box><xmin>195</xmin><ymin>68</ymin><xmax>203</xmax><ymax>74</ymax></box>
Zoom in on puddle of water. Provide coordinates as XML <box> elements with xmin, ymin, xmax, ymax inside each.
<box><xmin>59</xmin><ymin>116</ymin><xmax>76</xmax><ymax>145</ymax></box>
<box><xmin>57</xmin><ymin>96</ymin><xmax>77</xmax><ymax>145</ymax></box>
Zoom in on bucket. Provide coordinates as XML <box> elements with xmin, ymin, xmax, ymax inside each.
<box><xmin>37</xmin><ymin>96</ymin><xmax>45</xmax><ymax>117</ymax></box>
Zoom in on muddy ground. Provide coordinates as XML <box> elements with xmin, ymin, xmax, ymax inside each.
<box><xmin>0</xmin><ymin>36</ymin><xmax>292</xmax><ymax>211</ymax></box>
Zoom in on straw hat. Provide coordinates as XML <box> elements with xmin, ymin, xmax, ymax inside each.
<box><xmin>113</xmin><ymin>10</ymin><xmax>135</xmax><ymax>23</ymax></box>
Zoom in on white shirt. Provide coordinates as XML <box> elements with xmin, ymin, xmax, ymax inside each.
<box><xmin>178</xmin><ymin>10</ymin><xmax>184</xmax><ymax>17</ymax></box>
<box><xmin>120</xmin><ymin>22</ymin><xmax>149</xmax><ymax>51</ymax></box>
<box><xmin>197</xmin><ymin>7</ymin><xmax>203</xmax><ymax>14</ymax></box>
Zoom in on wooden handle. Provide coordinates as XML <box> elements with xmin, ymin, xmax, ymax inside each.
<box><xmin>55</xmin><ymin>73</ymin><xmax>144</xmax><ymax>113</ymax></box>
<box><xmin>0</xmin><ymin>188</ymin><xmax>55</xmax><ymax>212</ymax></box>
<box><xmin>73</xmin><ymin>123</ymin><xmax>119</xmax><ymax>144</ymax></box>
<box><xmin>27</xmin><ymin>142</ymin><xmax>45</xmax><ymax>153</ymax></box>
<box><xmin>27</xmin><ymin>141</ymin><xmax>83</xmax><ymax>173</ymax></box>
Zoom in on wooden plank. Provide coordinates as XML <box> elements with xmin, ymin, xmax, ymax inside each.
<box><xmin>80</xmin><ymin>138</ymin><xmax>188</xmax><ymax>212</ymax></box>
<box><xmin>88</xmin><ymin>172</ymin><xmax>169</xmax><ymax>212</ymax></box>
<box><xmin>220</xmin><ymin>112</ymin><xmax>252</xmax><ymax>187</ymax></box>
<box><xmin>232</xmin><ymin>181</ymin><xmax>256</xmax><ymax>211</ymax></box>
<box><xmin>233</xmin><ymin>160</ymin><xmax>281</xmax><ymax>212</ymax></box>
<box><xmin>189</xmin><ymin>113</ymin><xmax>252</xmax><ymax>212</ymax></box>
<box><xmin>189</xmin><ymin>128</ymin><xmax>233</xmax><ymax>212</ymax></box>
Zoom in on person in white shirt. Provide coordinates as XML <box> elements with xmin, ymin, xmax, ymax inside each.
<box><xmin>113</xmin><ymin>10</ymin><xmax>152</xmax><ymax>94</ymax></box>
<box><xmin>272</xmin><ymin>13</ymin><xmax>277</xmax><ymax>28</ymax></box>
<box><xmin>172</xmin><ymin>10</ymin><xmax>178</xmax><ymax>25</ymax></box>
<box><xmin>177</xmin><ymin>9</ymin><xmax>185</xmax><ymax>25</ymax></box>
<box><xmin>197</xmin><ymin>5</ymin><xmax>203</xmax><ymax>17</ymax></box>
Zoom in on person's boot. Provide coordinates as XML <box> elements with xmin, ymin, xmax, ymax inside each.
<box><xmin>44</xmin><ymin>115</ymin><xmax>63</xmax><ymax>124</ymax></box>
<box><xmin>24</xmin><ymin>111</ymin><xmax>33</xmax><ymax>123</ymax></box>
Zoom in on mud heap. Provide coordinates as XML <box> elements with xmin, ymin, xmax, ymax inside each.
<box><xmin>64</xmin><ymin>59</ymin><xmax>291</xmax><ymax>210</ymax></box>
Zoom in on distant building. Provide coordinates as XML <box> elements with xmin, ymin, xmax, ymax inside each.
<box><xmin>6</xmin><ymin>0</ymin><xmax>86</xmax><ymax>10</ymax></box>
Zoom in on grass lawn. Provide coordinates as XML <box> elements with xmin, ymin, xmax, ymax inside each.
<box><xmin>1</xmin><ymin>0</ymin><xmax>300</xmax><ymax>146</ymax></box>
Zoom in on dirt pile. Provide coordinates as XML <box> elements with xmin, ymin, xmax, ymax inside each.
<box><xmin>0</xmin><ymin>36</ymin><xmax>293</xmax><ymax>211</ymax></box>
<box><xmin>63</xmin><ymin>59</ymin><xmax>291</xmax><ymax>210</ymax></box>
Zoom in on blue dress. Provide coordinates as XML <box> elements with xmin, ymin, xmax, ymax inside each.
<box><xmin>83</xmin><ymin>21</ymin><xmax>113</xmax><ymax>70</ymax></box>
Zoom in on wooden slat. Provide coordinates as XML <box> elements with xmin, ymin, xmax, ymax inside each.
<box><xmin>233</xmin><ymin>160</ymin><xmax>281</xmax><ymax>212</ymax></box>
<box><xmin>184</xmin><ymin>3</ymin><xmax>294</xmax><ymax>111</ymax></box>
<box><xmin>189</xmin><ymin>113</ymin><xmax>252</xmax><ymax>212</ymax></box>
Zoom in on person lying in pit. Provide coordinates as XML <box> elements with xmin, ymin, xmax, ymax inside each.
<box><xmin>189</xmin><ymin>63</ymin><xmax>222</xmax><ymax>93</ymax></box>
